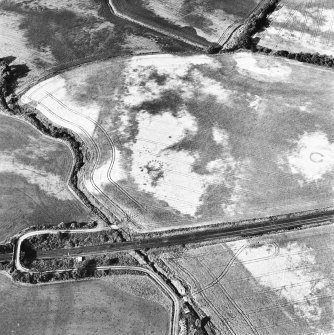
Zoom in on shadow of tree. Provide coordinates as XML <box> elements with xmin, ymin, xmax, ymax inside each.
<box><xmin>20</xmin><ymin>240</ymin><xmax>37</xmax><ymax>267</ymax></box>
<box><xmin>0</xmin><ymin>56</ymin><xmax>30</xmax><ymax>97</ymax></box>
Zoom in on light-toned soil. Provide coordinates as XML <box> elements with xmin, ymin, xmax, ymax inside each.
<box><xmin>0</xmin><ymin>112</ymin><xmax>90</xmax><ymax>242</ymax></box>
<box><xmin>21</xmin><ymin>52</ymin><xmax>334</xmax><ymax>232</ymax></box>
<box><xmin>0</xmin><ymin>272</ymin><xmax>171</xmax><ymax>335</ymax></box>
<box><xmin>255</xmin><ymin>0</ymin><xmax>334</xmax><ymax>56</ymax></box>
<box><xmin>160</xmin><ymin>224</ymin><xmax>334</xmax><ymax>335</ymax></box>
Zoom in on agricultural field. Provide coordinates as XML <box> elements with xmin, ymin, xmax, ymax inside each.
<box><xmin>255</xmin><ymin>0</ymin><xmax>334</xmax><ymax>56</ymax></box>
<box><xmin>0</xmin><ymin>112</ymin><xmax>90</xmax><ymax>242</ymax></box>
<box><xmin>0</xmin><ymin>271</ymin><xmax>172</xmax><ymax>335</ymax></box>
<box><xmin>158</xmin><ymin>223</ymin><xmax>334</xmax><ymax>335</ymax></box>
<box><xmin>111</xmin><ymin>0</ymin><xmax>263</xmax><ymax>46</ymax></box>
<box><xmin>21</xmin><ymin>52</ymin><xmax>334</xmax><ymax>232</ymax></box>
<box><xmin>0</xmin><ymin>0</ymin><xmax>191</xmax><ymax>89</ymax></box>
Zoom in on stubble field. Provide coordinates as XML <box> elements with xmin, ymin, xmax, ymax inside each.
<box><xmin>255</xmin><ymin>0</ymin><xmax>334</xmax><ymax>56</ymax></box>
<box><xmin>0</xmin><ymin>112</ymin><xmax>90</xmax><ymax>242</ymax></box>
<box><xmin>21</xmin><ymin>52</ymin><xmax>334</xmax><ymax>231</ymax></box>
<box><xmin>0</xmin><ymin>272</ymin><xmax>172</xmax><ymax>335</ymax></box>
<box><xmin>159</xmin><ymin>223</ymin><xmax>334</xmax><ymax>335</ymax></box>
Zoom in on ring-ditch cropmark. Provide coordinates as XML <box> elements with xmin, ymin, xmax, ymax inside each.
<box><xmin>310</xmin><ymin>152</ymin><xmax>324</xmax><ymax>163</ymax></box>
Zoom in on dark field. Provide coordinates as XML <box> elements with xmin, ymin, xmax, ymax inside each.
<box><xmin>22</xmin><ymin>52</ymin><xmax>334</xmax><ymax>231</ymax></box>
<box><xmin>111</xmin><ymin>0</ymin><xmax>262</xmax><ymax>45</ymax></box>
<box><xmin>0</xmin><ymin>0</ymin><xmax>193</xmax><ymax>89</ymax></box>
<box><xmin>0</xmin><ymin>113</ymin><xmax>90</xmax><ymax>242</ymax></box>
<box><xmin>0</xmin><ymin>272</ymin><xmax>171</xmax><ymax>335</ymax></box>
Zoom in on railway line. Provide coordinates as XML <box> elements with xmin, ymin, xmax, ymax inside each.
<box><xmin>24</xmin><ymin>212</ymin><xmax>334</xmax><ymax>261</ymax></box>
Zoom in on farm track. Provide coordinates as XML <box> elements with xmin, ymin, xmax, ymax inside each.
<box><xmin>171</xmin><ymin>255</ymin><xmax>258</xmax><ymax>335</ymax></box>
<box><xmin>198</xmin><ymin>258</ymin><xmax>260</xmax><ymax>335</ymax></box>
<box><xmin>167</xmin><ymin>257</ymin><xmax>237</xmax><ymax>335</ymax></box>
<box><xmin>31</xmin><ymin>98</ymin><xmax>127</xmax><ymax>221</ymax></box>
<box><xmin>43</xmin><ymin>90</ymin><xmax>146</xmax><ymax>214</ymax></box>
<box><xmin>19</xmin><ymin>103</ymin><xmax>125</xmax><ymax>226</ymax></box>
<box><xmin>22</xmin><ymin>77</ymin><xmax>151</xmax><ymax>223</ymax></box>
<box><xmin>194</xmin><ymin>242</ymin><xmax>279</xmax><ymax>295</ymax></box>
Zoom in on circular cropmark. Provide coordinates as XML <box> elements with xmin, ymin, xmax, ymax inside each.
<box><xmin>310</xmin><ymin>152</ymin><xmax>324</xmax><ymax>163</ymax></box>
<box><xmin>146</xmin><ymin>159</ymin><xmax>163</xmax><ymax>171</ymax></box>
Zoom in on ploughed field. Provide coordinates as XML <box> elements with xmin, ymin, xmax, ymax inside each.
<box><xmin>0</xmin><ymin>272</ymin><xmax>171</xmax><ymax>335</ymax></box>
<box><xmin>111</xmin><ymin>0</ymin><xmax>263</xmax><ymax>46</ymax></box>
<box><xmin>0</xmin><ymin>112</ymin><xmax>89</xmax><ymax>242</ymax></box>
<box><xmin>22</xmin><ymin>52</ymin><xmax>334</xmax><ymax>231</ymax></box>
<box><xmin>255</xmin><ymin>0</ymin><xmax>334</xmax><ymax>56</ymax></box>
<box><xmin>159</xmin><ymin>224</ymin><xmax>334</xmax><ymax>335</ymax></box>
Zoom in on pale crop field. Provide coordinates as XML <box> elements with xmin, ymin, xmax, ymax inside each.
<box><xmin>0</xmin><ymin>272</ymin><xmax>171</xmax><ymax>335</ymax></box>
<box><xmin>160</xmin><ymin>224</ymin><xmax>334</xmax><ymax>335</ymax></box>
<box><xmin>255</xmin><ymin>0</ymin><xmax>334</xmax><ymax>56</ymax></box>
<box><xmin>0</xmin><ymin>112</ymin><xmax>90</xmax><ymax>242</ymax></box>
<box><xmin>22</xmin><ymin>52</ymin><xmax>334</xmax><ymax>232</ymax></box>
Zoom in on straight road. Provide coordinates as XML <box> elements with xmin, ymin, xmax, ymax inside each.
<box><xmin>36</xmin><ymin>212</ymin><xmax>334</xmax><ymax>260</ymax></box>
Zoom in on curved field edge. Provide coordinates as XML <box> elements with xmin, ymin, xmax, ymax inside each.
<box><xmin>0</xmin><ymin>111</ymin><xmax>94</xmax><ymax>242</ymax></box>
<box><xmin>1</xmin><ymin>100</ymin><xmax>116</xmax><ymax>226</ymax></box>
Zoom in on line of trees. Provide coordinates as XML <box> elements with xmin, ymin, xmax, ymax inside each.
<box><xmin>27</xmin><ymin>229</ymin><xmax>122</xmax><ymax>252</ymax></box>
<box><xmin>252</xmin><ymin>45</ymin><xmax>334</xmax><ymax>68</ymax></box>
<box><xmin>27</xmin><ymin>252</ymin><xmax>138</xmax><ymax>272</ymax></box>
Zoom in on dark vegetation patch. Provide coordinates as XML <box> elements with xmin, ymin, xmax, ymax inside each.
<box><xmin>142</xmin><ymin>160</ymin><xmax>164</xmax><ymax>186</ymax></box>
<box><xmin>27</xmin><ymin>230</ymin><xmax>122</xmax><ymax>252</ymax></box>
<box><xmin>27</xmin><ymin>252</ymin><xmax>138</xmax><ymax>272</ymax></box>
<box><xmin>196</xmin><ymin>183</ymin><xmax>233</xmax><ymax>218</ymax></box>
<box><xmin>251</xmin><ymin>46</ymin><xmax>334</xmax><ymax>68</ymax></box>
<box><xmin>147</xmin><ymin>69</ymin><xmax>168</xmax><ymax>86</ymax></box>
<box><xmin>131</xmin><ymin>89</ymin><xmax>183</xmax><ymax>116</ymax></box>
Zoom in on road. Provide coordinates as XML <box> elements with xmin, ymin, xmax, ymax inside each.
<box><xmin>3</xmin><ymin>211</ymin><xmax>333</xmax><ymax>264</ymax></box>
<box><xmin>34</xmin><ymin>212</ymin><xmax>334</xmax><ymax>259</ymax></box>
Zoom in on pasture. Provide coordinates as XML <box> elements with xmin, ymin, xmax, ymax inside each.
<box><xmin>0</xmin><ymin>272</ymin><xmax>171</xmax><ymax>335</ymax></box>
<box><xmin>21</xmin><ymin>52</ymin><xmax>334</xmax><ymax>232</ymax></box>
<box><xmin>111</xmin><ymin>0</ymin><xmax>263</xmax><ymax>46</ymax></box>
<box><xmin>0</xmin><ymin>112</ymin><xmax>90</xmax><ymax>242</ymax></box>
<box><xmin>255</xmin><ymin>0</ymin><xmax>334</xmax><ymax>56</ymax></box>
<box><xmin>160</xmin><ymin>223</ymin><xmax>334</xmax><ymax>335</ymax></box>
